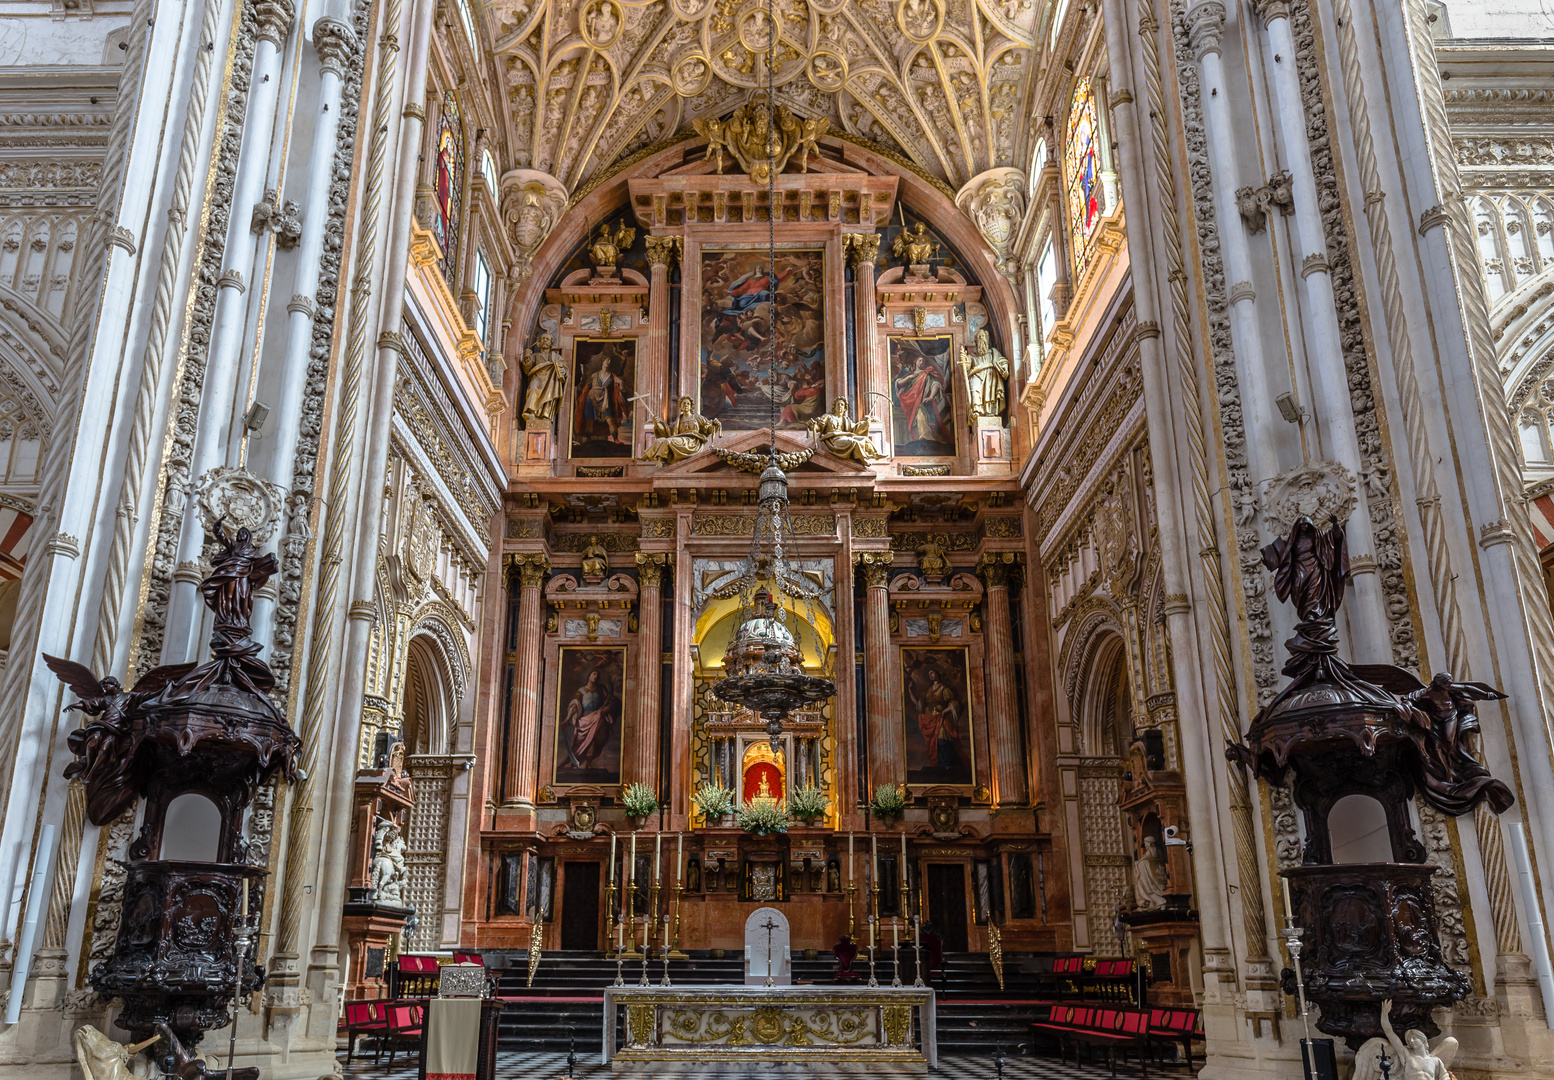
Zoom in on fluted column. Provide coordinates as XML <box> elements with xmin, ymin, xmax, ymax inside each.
<box><xmin>632</xmin><ymin>553</ymin><xmax>670</xmax><ymax>789</ymax></box>
<box><xmin>857</xmin><ymin>552</ymin><xmax>899</xmax><ymax>790</ymax></box>
<box><xmin>505</xmin><ymin>553</ymin><xmax>549</xmax><ymax>807</ymax></box>
<box><xmin>643</xmin><ymin>237</ymin><xmax>679</xmax><ymax>447</ymax></box>
<box><xmin>977</xmin><ymin>554</ymin><xmax>1028</xmax><ymax>806</ymax></box>
<box><xmin>848</xmin><ymin>234</ymin><xmax>885</xmax><ymax>445</ymax></box>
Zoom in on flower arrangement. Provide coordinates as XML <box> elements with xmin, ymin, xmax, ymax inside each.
<box><xmin>621</xmin><ymin>781</ymin><xmax>659</xmax><ymax>820</ymax></box>
<box><xmin>692</xmin><ymin>782</ymin><xmax>735</xmax><ymax>820</ymax></box>
<box><xmin>870</xmin><ymin>782</ymin><xmax>908</xmax><ymax>820</ymax></box>
<box><xmin>736</xmin><ymin>798</ymin><xmax>789</xmax><ymax>835</ymax></box>
<box><xmin>788</xmin><ymin>785</ymin><xmax>830</xmax><ymax>823</ymax></box>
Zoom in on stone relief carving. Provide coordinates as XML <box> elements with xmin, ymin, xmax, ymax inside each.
<box><xmin>955</xmin><ymin>167</ymin><xmax>1025</xmax><ymax>279</ymax></box>
<box><xmin>1257</xmin><ymin>461</ymin><xmax>1358</xmax><ymax>537</ymax></box>
<box><xmin>195</xmin><ymin>466</ymin><xmax>287</xmax><ymax>543</ymax></box>
<box><xmin>502</xmin><ymin>169</ymin><xmax>567</xmax><ymax>282</ymax></box>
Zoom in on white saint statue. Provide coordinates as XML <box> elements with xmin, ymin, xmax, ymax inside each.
<box><xmin>520</xmin><ymin>332</ymin><xmax>567</xmax><ymax>429</ymax></box>
<box><xmin>1132</xmin><ymin>835</ymin><xmax>1168</xmax><ymax>910</ymax></box>
<box><xmin>958</xmin><ymin>329</ymin><xmax>1009</xmax><ymax>419</ymax></box>
<box><xmin>643</xmin><ymin>396</ymin><xmax>720</xmax><ymax>464</ymax></box>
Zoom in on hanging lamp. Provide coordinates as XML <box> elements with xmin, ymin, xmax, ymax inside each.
<box><xmin>709</xmin><ymin>0</ymin><xmax>835</xmax><ymax>750</ymax></box>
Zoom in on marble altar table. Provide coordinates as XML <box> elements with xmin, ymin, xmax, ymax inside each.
<box><xmin>601</xmin><ymin>985</ymin><xmax>936</xmax><ymax>1072</ymax></box>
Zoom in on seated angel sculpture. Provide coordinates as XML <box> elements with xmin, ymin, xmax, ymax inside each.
<box><xmin>643</xmin><ymin>396</ymin><xmax>720</xmax><ymax>464</ymax></box>
<box><xmin>809</xmin><ymin>398</ymin><xmax>885</xmax><ymax>464</ymax></box>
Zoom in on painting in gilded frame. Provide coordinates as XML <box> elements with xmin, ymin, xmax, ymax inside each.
<box><xmin>698</xmin><ymin>247</ymin><xmax>826</xmax><ymax>430</ymax></box>
<box><xmin>888</xmin><ymin>335</ymin><xmax>957</xmax><ymax>457</ymax></box>
<box><xmin>901</xmin><ymin>646</ymin><xmax>975</xmax><ymax>787</ymax></box>
<box><xmin>568</xmin><ymin>337</ymin><xmax>637</xmax><ymax>458</ymax></box>
<box><xmin>553</xmin><ymin>647</ymin><xmax>626</xmax><ymax>785</ymax></box>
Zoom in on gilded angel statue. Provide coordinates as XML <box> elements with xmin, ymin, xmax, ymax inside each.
<box><xmin>892</xmin><ymin>221</ymin><xmax>935</xmax><ymax>266</ymax></box>
<box><xmin>589</xmin><ymin>221</ymin><xmax>635</xmax><ymax>269</ymax></box>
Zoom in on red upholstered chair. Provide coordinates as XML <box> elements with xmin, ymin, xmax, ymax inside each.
<box><xmin>832</xmin><ymin>935</ymin><xmax>861</xmax><ymax>982</ymax></box>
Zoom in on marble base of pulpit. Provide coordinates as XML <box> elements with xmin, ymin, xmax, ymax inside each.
<box><xmin>602</xmin><ymin>986</ymin><xmax>936</xmax><ymax>1072</ymax></box>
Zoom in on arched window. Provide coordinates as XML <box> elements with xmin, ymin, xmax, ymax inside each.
<box><xmin>1065</xmin><ymin>77</ymin><xmax>1102</xmax><ymax>277</ymax></box>
<box><xmin>434</xmin><ymin>91</ymin><xmax>466</xmax><ymax>292</ymax></box>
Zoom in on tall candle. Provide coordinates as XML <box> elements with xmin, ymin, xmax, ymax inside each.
<box><xmin>240</xmin><ymin>879</ymin><xmax>249</xmax><ymax>920</ymax></box>
<box><xmin>655</xmin><ymin>832</ymin><xmax>662</xmax><ymax>885</ymax></box>
<box><xmin>914</xmin><ymin>914</ymin><xmax>920</xmax><ymax>951</ymax></box>
<box><xmin>893</xmin><ymin>916</ymin><xmax>899</xmax><ymax>951</ymax></box>
<box><xmin>1282</xmin><ymin>878</ymin><xmax>1294</xmax><ymax>922</ymax></box>
<box><xmin>630</xmin><ymin>832</ymin><xmax>637</xmax><ymax>912</ymax></box>
<box><xmin>609</xmin><ymin>832</ymin><xmax>617</xmax><ymax>885</ymax></box>
<box><xmin>677</xmin><ymin>832</ymin><xmax>684</xmax><ymax>885</ymax></box>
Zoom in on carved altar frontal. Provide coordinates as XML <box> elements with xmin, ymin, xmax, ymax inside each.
<box><xmin>602</xmin><ymin>986</ymin><xmax>936</xmax><ymax>1072</ymax></box>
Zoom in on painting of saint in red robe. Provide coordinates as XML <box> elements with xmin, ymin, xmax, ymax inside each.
<box><xmin>570</xmin><ymin>338</ymin><xmax>636</xmax><ymax>458</ymax></box>
<box><xmin>554</xmin><ymin>647</ymin><xmax>625</xmax><ymax>784</ymax></box>
<box><xmin>889</xmin><ymin>336</ymin><xmax>956</xmax><ymax>456</ymax></box>
<box><xmin>901</xmin><ymin>647</ymin><xmax>974</xmax><ymax>786</ymax></box>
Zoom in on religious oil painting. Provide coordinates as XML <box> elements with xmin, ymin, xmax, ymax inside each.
<box><xmin>699</xmin><ymin>247</ymin><xmax>826</xmax><ymax>430</ymax></box>
<box><xmin>553</xmin><ymin>647</ymin><xmax>625</xmax><ymax>785</ymax></box>
<box><xmin>901</xmin><ymin>646</ymin><xmax>975</xmax><ymax>787</ymax></box>
<box><xmin>889</xmin><ymin>335</ymin><xmax>957</xmax><ymax>457</ymax></box>
<box><xmin>569</xmin><ymin>337</ymin><xmax>637</xmax><ymax>458</ymax></box>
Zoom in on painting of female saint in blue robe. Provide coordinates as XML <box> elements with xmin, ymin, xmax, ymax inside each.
<box><xmin>554</xmin><ymin>647</ymin><xmax>625</xmax><ymax>784</ymax></box>
<box><xmin>889</xmin><ymin>335</ymin><xmax>956</xmax><ymax>456</ymax></box>
<box><xmin>901</xmin><ymin>647</ymin><xmax>974</xmax><ymax>787</ymax></box>
<box><xmin>699</xmin><ymin>248</ymin><xmax>826</xmax><ymax>430</ymax></box>
<box><xmin>569</xmin><ymin>338</ymin><xmax>637</xmax><ymax>458</ymax></box>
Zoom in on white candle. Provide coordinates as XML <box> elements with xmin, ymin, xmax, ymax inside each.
<box><xmin>240</xmin><ymin>878</ymin><xmax>249</xmax><ymax>921</ymax></box>
<box><xmin>893</xmin><ymin>916</ymin><xmax>899</xmax><ymax>951</ymax></box>
<box><xmin>655</xmin><ymin>832</ymin><xmax>662</xmax><ymax>886</ymax></box>
<box><xmin>848</xmin><ymin>833</ymin><xmax>854</xmax><ymax>887</ymax></box>
<box><xmin>1282</xmin><ymin>878</ymin><xmax>1294</xmax><ymax>922</ymax></box>
<box><xmin>676</xmin><ymin>832</ymin><xmax>684</xmax><ymax>885</ymax></box>
<box><xmin>914</xmin><ymin>914</ymin><xmax>920</xmax><ymax>951</ymax></box>
<box><xmin>609</xmin><ymin>832</ymin><xmax>617</xmax><ymax>885</ymax></box>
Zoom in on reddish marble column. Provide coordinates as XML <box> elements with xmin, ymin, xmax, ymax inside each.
<box><xmin>858</xmin><ymin>552</ymin><xmax>900</xmax><ymax>791</ymax></box>
<box><xmin>978</xmin><ymin>553</ymin><xmax>1028</xmax><ymax>805</ymax></box>
<box><xmin>631</xmin><ymin>552</ymin><xmax>669</xmax><ymax>789</ymax></box>
<box><xmin>643</xmin><ymin>237</ymin><xmax>678</xmax><ymax>441</ymax></box>
<box><xmin>848</xmin><ymin>234</ymin><xmax>885</xmax><ymax>437</ymax></box>
<box><xmin>505</xmin><ymin>553</ymin><xmax>549</xmax><ymax>808</ymax></box>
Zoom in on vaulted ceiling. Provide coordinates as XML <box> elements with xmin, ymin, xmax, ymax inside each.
<box><xmin>483</xmin><ymin>0</ymin><xmax>1040</xmax><ymax>197</ymax></box>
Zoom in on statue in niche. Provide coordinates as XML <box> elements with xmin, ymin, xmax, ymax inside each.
<box><xmin>643</xmin><ymin>395</ymin><xmax>720</xmax><ymax>464</ymax></box>
<box><xmin>580</xmin><ymin>536</ymin><xmax>610</xmax><ymax>583</ymax></box>
<box><xmin>826</xmin><ymin>858</ymin><xmax>841</xmax><ymax>893</ymax></box>
<box><xmin>687</xmin><ymin>857</ymin><xmax>701</xmax><ymax>893</ymax></box>
<box><xmin>589</xmin><ymin>221</ymin><xmax>635</xmax><ymax>271</ymax></box>
<box><xmin>1351</xmin><ymin>1000</ymin><xmax>1458</xmax><ymax>1080</ymax></box>
<box><xmin>892</xmin><ymin>221</ymin><xmax>936</xmax><ymax>268</ymax></box>
<box><xmin>808</xmin><ymin>398</ymin><xmax>884</xmax><ymax>464</ymax></box>
<box><xmin>958</xmin><ymin>329</ymin><xmax>1009</xmax><ymax>419</ymax></box>
<box><xmin>520</xmin><ymin>332</ymin><xmax>567</xmax><ymax>429</ymax></box>
<box><xmin>917</xmin><ymin>534</ymin><xmax>950</xmax><ymax>583</ymax></box>
<box><xmin>1132</xmin><ymin>835</ymin><xmax>1168</xmax><ymax>911</ymax></box>
<box><xmin>370</xmin><ymin>817</ymin><xmax>408</xmax><ymax>907</ymax></box>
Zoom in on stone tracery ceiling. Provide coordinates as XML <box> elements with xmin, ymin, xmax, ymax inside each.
<box><xmin>485</xmin><ymin>0</ymin><xmax>1038</xmax><ymax>197</ymax></box>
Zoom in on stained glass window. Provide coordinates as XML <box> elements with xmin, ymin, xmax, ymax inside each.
<box><xmin>1065</xmin><ymin>77</ymin><xmax>1102</xmax><ymax>277</ymax></box>
<box><xmin>434</xmin><ymin>91</ymin><xmax>465</xmax><ymax>292</ymax></box>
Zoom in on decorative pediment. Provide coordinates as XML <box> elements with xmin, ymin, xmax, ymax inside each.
<box><xmin>648</xmin><ymin>427</ymin><xmax>877</xmax><ymax>482</ymax></box>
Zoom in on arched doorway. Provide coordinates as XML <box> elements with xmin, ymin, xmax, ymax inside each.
<box><xmin>1075</xmin><ymin>637</ymin><xmax>1133</xmax><ymax>956</ymax></box>
<box><xmin>400</xmin><ymin>634</ymin><xmax>457</xmax><ymax>951</ymax></box>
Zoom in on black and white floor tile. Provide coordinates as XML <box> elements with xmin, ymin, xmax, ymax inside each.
<box><xmin>339</xmin><ymin>1050</ymin><xmax>1167</xmax><ymax>1080</ymax></box>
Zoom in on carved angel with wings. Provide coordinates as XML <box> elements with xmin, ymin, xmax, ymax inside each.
<box><xmin>589</xmin><ymin>222</ymin><xmax>635</xmax><ymax>269</ymax></box>
<box><xmin>45</xmin><ymin>653</ymin><xmax>194</xmax><ymax>826</ymax></box>
<box><xmin>1352</xmin><ymin>1000</ymin><xmax>1457</xmax><ymax>1080</ymax></box>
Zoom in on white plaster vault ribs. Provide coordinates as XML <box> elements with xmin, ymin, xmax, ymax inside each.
<box><xmin>484</xmin><ymin>0</ymin><xmax>1035</xmax><ymax>194</ymax></box>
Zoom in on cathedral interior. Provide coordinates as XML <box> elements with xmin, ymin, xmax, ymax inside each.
<box><xmin>2</xmin><ymin>0</ymin><xmax>1554</xmax><ymax>1077</ymax></box>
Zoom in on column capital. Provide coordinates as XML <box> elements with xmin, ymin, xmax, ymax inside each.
<box><xmin>312</xmin><ymin>16</ymin><xmax>359</xmax><ymax>77</ymax></box>
<box><xmin>853</xmin><ymin>550</ymin><xmax>894</xmax><ymax>588</ymax></box>
<box><xmin>644</xmin><ymin>235</ymin><xmax>683</xmax><ymax>269</ymax></box>
<box><xmin>1249</xmin><ymin>0</ymin><xmax>1290</xmax><ymax>21</ymax></box>
<box><xmin>1186</xmin><ymin>1</ymin><xmax>1227</xmax><ymax>60</ymax></box>
<box><xmin>506</xmin><ymin>552</ymin><xmax>551</xmax><ymax>588</ymax></box>
<box><xmin>254</xmin><ymin>0</ymin><xmax>298</xmax><ymax>47</ymax></box>
<box><xmin>635</xmin><ymin>551</ymin><xmax>674</xmax><ymax>588</ymax></box>
<box><xmin>844</xmin><ymin>232</ymin><xmax>881</xmax><ymax>272</ymax></box>
<box><xmin>976</xmin><ymin>551</ymin><xmax>1022</xmax><ymax>588</ymax></box>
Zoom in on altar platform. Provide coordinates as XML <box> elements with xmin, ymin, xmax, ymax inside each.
<box><xmin>601</xmin><ymin>985</ymin><xmax>937</xmax><ymax>1073</ymax></box>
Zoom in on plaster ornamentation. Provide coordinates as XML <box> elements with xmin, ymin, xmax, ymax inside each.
<box><xmin>955</xmin><ymin>168</ymin><xmax>1026</xmax><ymax>279</ymax></box>
<box><xmin>251</xmin><ymin>187</ymin><xmax>304</xmax><ymax>250</ymax></box>
<box><xmin>501</xmin><ymin>169</ymin><xmax>567</xmax><ymax>281</ymax></box>
<box><xmin>1185</xmin><ymin>1</ymin><xmax>1226</xmax><ymax>61</ymax></box>
<box><xmin>195</xmin><ymin>466</ymin><xmax>288</xmax><ymax>543</ymax></box>
<box><xmin>254</xmin><ymin>0</ymin><xmax>298</xmax><ymax>46</ymax></box>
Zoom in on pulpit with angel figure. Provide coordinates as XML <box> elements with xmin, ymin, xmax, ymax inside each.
<box><xmin>1228</xmin><ymin>514</ymin><xmax>1512</xmax><ymax>1047</ymax></box>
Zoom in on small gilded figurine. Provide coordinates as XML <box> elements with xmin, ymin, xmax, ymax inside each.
<box><xmin>892</xmin><ymin>221</ymin><xmax>935</xmax><ymax>267</ymax></box>
<box><xmin>589</xmin><ymin>221</ymin><xmax>635</xmax><ymax>270</ymax></box>
<box><xmin>808</xmin><ymin>398</ymin><xmax>885</xmax><ymax>464</ymax></box>
<box><xmin>642</xmin><ymin>395</ymin><xmax>721</xmax><ymax>464</ymax></box>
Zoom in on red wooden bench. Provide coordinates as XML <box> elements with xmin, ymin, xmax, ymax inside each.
<box><xmin>340</xmin><ymin>1000</ymin><xmax>392</xmax><ymax>1065</ymax></box>
<box><xmin>1147</xmin><ymin>1007</ymin><xmax>1204</xmax><ymax>1069</ymax></box>
<box><xmin>380</xmin><ymin>1001</ymin><xmax>425</xmax><ymax>1065</ymax></box>
<box><xmin>1033</xmin><ymin>1004</ymin><xmax>1153</xmax><ymax>1077</ymax></box>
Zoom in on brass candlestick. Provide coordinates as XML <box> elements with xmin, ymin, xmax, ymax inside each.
<box><xmin>669</xmin><ymin>881</ymin><xmax>687</xmax><ymax>959</ymax></box>
<box><xmin>603</xmin><ymin>880</ymin><xmax>617</xmax><ymax>954</ymax></box>
<box><xmin>846</xmin><ymin>882</ymin><xmax>856</xmax><ymax>939</ymax></box>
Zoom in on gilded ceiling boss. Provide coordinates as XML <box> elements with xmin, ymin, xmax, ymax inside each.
<box><xmin>1</xmin><ymin>0</ymin><xmax>1550</xmax><ymax>1075</ymax></box>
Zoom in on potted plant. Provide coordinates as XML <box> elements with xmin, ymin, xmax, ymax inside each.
<box><xmin>621</xmin><ymin>781</ymin><xmax>658</xmax><ymax>826</ymax></box>
<box><xmin>692</xmin><ymin>782</ymin><xmax>735</xmax><ymax>825</ymax></box>
<box><xmin>736</xmin><ymin>798</ymin><xmax>789</xmax><ymax>836</ymax></box>
<box><xmin>788</xmin><ymin>785</ymin><xmax>829</xmax><ymax>825</ymax></box>
<box><xmin>870</xmin><ymin>782</ymin><xmax>908</xmax><ymax>825</ymax></box>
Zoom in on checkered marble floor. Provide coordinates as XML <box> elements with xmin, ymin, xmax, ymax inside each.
<box><xmin>339</xmin><ymin>1050</ymin><xmax>1171</xmax><ymax>1080</ymax></box>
